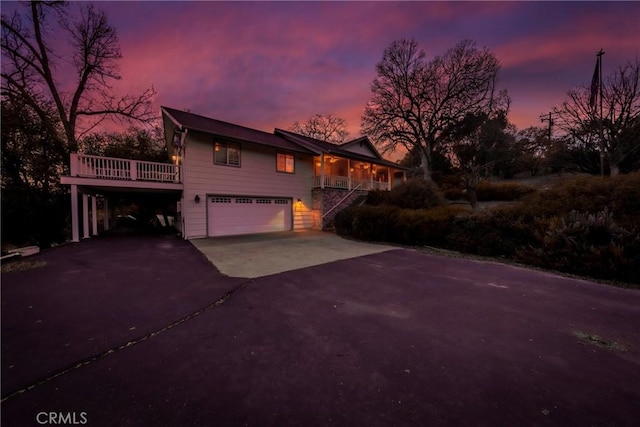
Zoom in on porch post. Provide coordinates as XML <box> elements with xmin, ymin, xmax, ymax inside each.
<box><xmin>387</xmin><ymin>167</ymin><xmax>392</xmax><ymax>191</ymax></box>
<box><xmin>91</xmin><ymin>195</ymin><xmax>98</xmax><ymax>236</ymax></box>
<box><xmin>103</xmin><ymin>198</ymin><xmax>110</xmax><ymax>231</ymax></box>
<box><xmin>370</xmin><ymin>163</ymin><xmax>373</xmax><ymax>190</ymax></box>
<box><xmin>347</xmin><ymin>159</ymin><xmax>352</xmax><ymax>190</ymax></box>
<box><xmin>320</xmin><ymin>154</ymin><xmax>325</xmax><ymax>189</ymax></box>
<box><xmin>82</xmin><ymin>193</ymin><xmax>90</xmax><ymax>239</ymax></box>
<box><xmin>71</xmin><ymin>184</ymin><xmax>80</xmax><ymax>242</ymax></box>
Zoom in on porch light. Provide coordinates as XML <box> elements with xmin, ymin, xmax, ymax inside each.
<box><xmin>195</xmin><ymin>195</ymin><xmax>201</xmax><ymax>204</ymax></box>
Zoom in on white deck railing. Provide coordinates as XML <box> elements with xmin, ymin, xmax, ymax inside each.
<box><xmin>312</xmin><ymin>175</ymin><xmax>390</xmax><ymax>191</ymax></box>
<box><xmin>70</xmin><ymin>153</ymin><xmax>181</xmax><ymax>183</ymax></box>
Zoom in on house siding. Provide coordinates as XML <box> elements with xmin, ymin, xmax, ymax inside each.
<box><xmin>182</xmin><ymin>130</ymin><xmax>314</xmax><ymax>238</ymax></box>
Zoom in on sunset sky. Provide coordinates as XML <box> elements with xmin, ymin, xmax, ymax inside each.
<box><xmin>3</xmin><ymin>1</ymin><xmax>640</xmax><ymax>140</ymax></box>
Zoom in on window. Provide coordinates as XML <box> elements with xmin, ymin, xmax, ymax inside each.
<box><xmin>210</xmin><ymin>197</ymin><xmax>232</xmax><ymax>203</ymax></box>
<box><xmin>276</xmin><ymin>153</ymin><xmax>295</xmax><ymax>173</ymax></box>
<box><xmin>214</xmin><ymin>142</ymin><xmax>240</xmax><ymax>166</ymax></box>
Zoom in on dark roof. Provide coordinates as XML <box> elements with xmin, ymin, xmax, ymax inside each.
<box><xmin>275</xmin><ymin>129</ymin><xmax>406</xmax><ymax>170</ymax></box>
<box><xmin>161</xmin><ymin>106</ymin><xmax>315</xmax><ymax>155</ymax></box>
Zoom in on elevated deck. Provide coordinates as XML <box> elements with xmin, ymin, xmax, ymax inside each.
<box><xmin>60</xmin><ymin>153</ymin><xmax>183</xmax><ymax>192</ymax></box>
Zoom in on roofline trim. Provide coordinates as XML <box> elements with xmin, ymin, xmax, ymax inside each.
<box><xmin>161</xmin><ymin>106</ymin><xmax>183</xmax><ymax>131</ymax></box>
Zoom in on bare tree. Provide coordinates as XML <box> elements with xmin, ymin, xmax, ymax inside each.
<box><xmin>362</xmin><ymin>39</ymin><xmax>502</xmax><ymax>179</ymax></box>
<box><xmin>553</xmin><ymin>59</ymin><xmax>640</xmax><ymax>175</ymax></box>
<box><xmin>1</xmin><ymin>1</ymin><xmax>155</xmax><ymax>153</ymax></box>
<box><xmin>290</xmin><ymin>113</ymin><xmax>349</xmax><ymax>143</ymax></box>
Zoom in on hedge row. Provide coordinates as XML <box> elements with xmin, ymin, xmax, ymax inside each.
<box><xmin>336</xmin><ymin>173</ymin><xmax>640</xmax><ymax>285</ymax></box>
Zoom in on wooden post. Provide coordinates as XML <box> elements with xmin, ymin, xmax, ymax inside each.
<box><xmin>91</xmin><ymin>195</ymin><xmax>98</xmax><ymax>236</ymax></box>
<box><xmin>82</xmin><ymin>193</ymin><xmax>90</xmax><ymax>239</ymax></box>
<box><xmin>320</xmin><ymin>154</ymin><xmax>325</xmax><ymax>189</ymax></box>
<box><xmin>103</xmin><ymin>198</ymin><xmax>110</xmax><ymax>231</ymax></box>
<box><xmin>71</xmin><ymin>185</ymin><xmax>79</xmax><ymax>242</ymax></box>
<box><xmin>370</xmin><ymin>163</ymin><xmax>373</xmax><ymax>190</ymax></box>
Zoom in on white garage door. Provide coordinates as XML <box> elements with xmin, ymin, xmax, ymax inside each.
<box><xmin>207</xmin><ymin>196</ymin><xmax>292</xmax><ymax>237</ymax></box>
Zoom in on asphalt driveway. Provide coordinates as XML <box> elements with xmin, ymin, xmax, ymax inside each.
<box><xmin>2</xmin><ymin>234</ymin><xmax>639</xmax><ymax>426</ymax></box>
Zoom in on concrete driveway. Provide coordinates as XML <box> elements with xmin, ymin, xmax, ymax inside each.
<box><xmin>190</xmin><ymin>230</ymin><xmax>396</xmax><ymax>278</ymax></box>
<box><xmin>2</xmin><ymin>234</ymin><xmax>639</xmax><ymax>426</ymax></box>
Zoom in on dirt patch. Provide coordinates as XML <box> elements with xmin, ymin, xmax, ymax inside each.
<box><xmin>1</xmin><ymin>260</ymin><xmax>47</xmax><ymax>274</ymax></box>
<box><xmin>573</xmin><ymin>331</ymin><xmax>630</xmax><ymax>352</ymax></box>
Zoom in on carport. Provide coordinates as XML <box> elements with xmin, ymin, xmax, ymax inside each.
<box><xmin>60</xmin><ymin>154</ymin><xmax>183</xmax><ymax>241</ymax></box>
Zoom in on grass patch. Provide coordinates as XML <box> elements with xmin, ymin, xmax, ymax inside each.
<box><xmin>573</xmin><ymin>331</ymin><xmax>629</xmax><ymax>351</ymax></box>
<box><xmin>1</xmin><ymin>260</ymin><xmax>47</xmax><ymax>274</ymax></box>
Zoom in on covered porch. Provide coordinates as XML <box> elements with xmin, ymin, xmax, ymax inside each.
<box><xmin>60</xmin><ymin>154</ymin><xmax>183</xmax><ymax>242</ymax></box>
<box><xmin>312</xmin><ymin>154</ymin><xmax>403</xmax><ymax>191</ymax></box>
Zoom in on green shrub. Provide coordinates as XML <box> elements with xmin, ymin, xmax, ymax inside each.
<box><xmin>513</xmin><ymin>173</ymin><xmax>640</xmax><ymax>228</ymax></box>
<box><xmin>444</xmin><ymin>209</ymin><xmax>537</xmax><ymax>257</ymax></box>
<box><xmin>334</xmin><ymin>204</ymin><xmax>467</xmax><ymax>245</ymax></box>
<box><xmin>365</xmin><ymin>189</ymin><xmax>389</xmax><ymax>206</ymax></box>
<box><xmin>516</xmin><ymin>209</ymin><xmax>640</xmax><ymax>283</ymax></box>
<box><xmin>366</xmin><ymin>179</ymin><xmax>445</xmax><ymax>209</ymax></box>
<box><xmin>476</xmin><ymin>181</ymin><xmax>537</xmax><ymax>201</ymax></box>
<box><xmin>338</xmin><ymin>173</ymin><xmax>640</xmax><ymax>285</ymax></box>
<box><xmin>395</xmin><ymin>205</ymin><xmax>469</xmax><ymax>246</ymax></box>
<box><xmin>334</xmin><ymin>205</ymin><xmax>401</xmax><ymax>242</ymax></box>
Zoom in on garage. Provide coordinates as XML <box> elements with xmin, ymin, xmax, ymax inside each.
<box><xmin>207</xmin><ymin>196</ymin><xmax>292</xmax><ymax>237</ymax></box>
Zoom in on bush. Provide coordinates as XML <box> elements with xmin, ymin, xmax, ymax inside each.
<box><xmin>513</xmin><ymin>173</ymin><xmax>640</xmax><ymax>228</ymax></box>
<box><xmin>366</xmin><ymin>179</ymin><xmax>445</xmax><ymax>209</ymax></box>
<box><xmin>516</xmin><ymin>209</ymin><xmax>640</xmax><ymax>283</ymax></box>
<box><xmin>395</xmin><ymin>206</ymin><xmax>469</xmax><ymax>246</ymax></box>
<box><xmin>444</xmin><ymin>209</ymin><xmax>536</xmax><ymax>257</ymax></box>
<box><xmin>334</xmin><ymin>205</ymin><xmax>401</xmax><ymax>242</ymax></box>
<box><xmin>476</xmin><ymin>181</ymin><xmax>537</xmax><ymax>201</ymax></box>
<box><xmin>335</xmin><ymin>204</ymin><xmax>467</xmax><ymax>246</ymax></box>
<box><xmin>338</xmin><ymin>173</ymin><xmax>640</xmax><ymax>285</ymax></box>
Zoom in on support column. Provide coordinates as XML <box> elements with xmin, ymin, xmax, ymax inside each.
<box><xmin>370</xmin><ymin>163</ymin><xmax>374</xmax><ymax>190</ymax></box>
<box><xmin>347</xmin><ymin>159</ymin><xmax>352</xmax><ymax>190</ymax></box>
<box><xmin>82</xmin><ymin>193</ymin><xmax>90</xmax><ymax>239</ymax></box>
<box><xmin>320</xmin><ymin>154</ymin><xmax>325</xmax><ymax>189</ymax></box>
<box><xmin>387</xmin><ymin>167</ymin><xmax>392</xmax><ymax>191</ymax></box>
<box><xmin>103</xmin><ymin>198</ymin><xmax>110</xmax><ymax>231</ymax></box>
<box><xmin>91</xmin><ymin>195</ymin><xmax>98</xmax><ymax>236</ymax></box>
<box><xmin>71</xmin><ymin>185</ymin><xmax>80</xmax><ymax>242</ymax></box>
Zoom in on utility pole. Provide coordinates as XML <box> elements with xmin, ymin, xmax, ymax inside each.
<box><xmin>597</xmin><ymin>49</ymin><xmax>605</xmax><ymax>176</ymax></box>
<box><xmin>540</xmin><ymin>112</ymin><xmax>555</xmax><ymax>145</ymax></box>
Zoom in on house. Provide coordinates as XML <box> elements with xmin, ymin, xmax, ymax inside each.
<box><xmin>61</xmin><ymin>107</ymin><xmax>407</xmax><ymax>241</ymax></box>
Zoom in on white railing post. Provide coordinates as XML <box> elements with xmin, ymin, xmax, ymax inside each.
<box><xmin>130</xmin><ymin>160</ymin><xmax>137</xmax><ymax>181</ymax></box>
<box><xmin>70</xmin><ymin>153</ymin><xmax>79</xmax><ymax>176</ymax></box>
